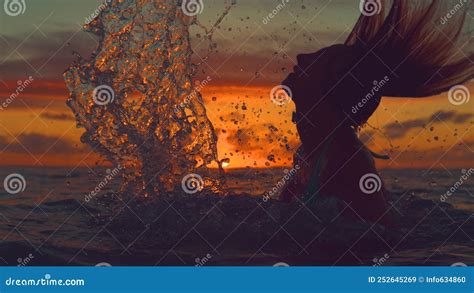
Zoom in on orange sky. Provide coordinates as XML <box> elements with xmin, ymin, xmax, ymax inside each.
<box><xmin>0</xmin><ymin>81</ymin><xmax>472</xmax><ymax>169</ymax></box>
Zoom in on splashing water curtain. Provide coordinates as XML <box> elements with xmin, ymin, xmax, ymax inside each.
<box><xmin>64</xmin><ymin>1</ymin><xmax>228</xmax><ymax>197</ymax></box>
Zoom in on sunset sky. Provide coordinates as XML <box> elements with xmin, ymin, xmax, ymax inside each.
<box><xmin>0</xmin><ymin>0</ymin><xmax>472</xmax><ymax>169</ymax></box>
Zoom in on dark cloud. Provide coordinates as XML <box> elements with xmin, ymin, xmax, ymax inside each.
<box><xmin>193</xmin><ymin>29</ymin><xmax>345</xmax><ymax>87</ymax></box>
<box><xmin>0</xmin><ymin>133</ymin><xmax>88</xmax><ymax>155</ymax></box>
<box><xmin>390</xmin><ymin>139</ymin><xmax>474</xmax><ymax>166</ymax></box>
<box><xmin>432</xmin><ymin>111</ymin><xmax>456</xmax><ymax>121</ymax></box>
<box><xmin>225</xmin><ymin>127</ymin><xmax>261</xmax><ymax>153</ymax></box>
<box><xmin>40</xmin><ymin>112</ymin><xmax>74</xmax><ymax>121</ymax></box>
<box><xmin>429</xmin><ymin>111</ymin><xmax>473</xmax><ymax>123</ymax></box>
<box><xmin>0</xmin><ymin>31</ymin><xmax>97</xmax><ymax>81</ymax></box>
<box><xmin>384</xmin><ymin>111</ymin><xmax>474</xmax><ymax>139</ymax></box>
<box><xmin>224</xmin><ymin>123</ymin><xmax>299</xmax><ymax>165</ymax></box>
<box><xmin>451</xmin><ymin>113</ymin><xmax>473</xmax><ymax>124</ymax></box>
<box><xmin>2</xmin><ymin>24</ymin><xmax>344</xmax><ymax>88</ymax></box>
<box><xmin>0</xmin><ymin>97</ymin><xmax>65</xmax><ymax>110</ymax></box>
<box><xmin>384</xmin><ymin>118</ymin><xmax>426</xmax><ymax>139</ymax></box>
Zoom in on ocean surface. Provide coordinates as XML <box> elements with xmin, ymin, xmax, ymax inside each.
<box><xmin>0</xmin><ymin>167</ymin><xmax>473</xmax><ymax>266</ymax></box>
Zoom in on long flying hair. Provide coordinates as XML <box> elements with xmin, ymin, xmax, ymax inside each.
<box><xmin>335</xmin><ymin>0</ymin><xmax>473</xmax><ymax>125</ymax></box>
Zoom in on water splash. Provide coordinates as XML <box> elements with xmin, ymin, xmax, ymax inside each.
<box><xmin>64</xmin><ymin>0</ymin><xmax>225</xmax><ymax>196</ymax></box>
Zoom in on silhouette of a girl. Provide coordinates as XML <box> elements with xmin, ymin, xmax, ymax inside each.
<box><xmin>280</xmin><ymin>0</ymin><xmax>473</xmax><ymax>225</ymax></box>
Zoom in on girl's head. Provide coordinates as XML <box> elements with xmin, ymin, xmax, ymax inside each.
<box><xmin>283</xmin><ymin>44</ymin><xmax>385</xmax><ymax>128</ymax></box>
